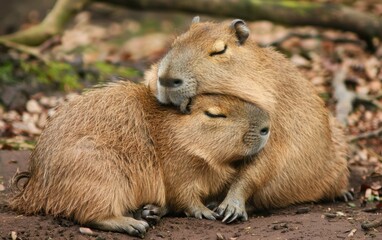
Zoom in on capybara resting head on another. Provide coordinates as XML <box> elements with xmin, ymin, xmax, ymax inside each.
<box><xmin>145</xmin><ymin>18</ymin><xmax>350</xmax><ymax>222</ymax></box>
<box><xmin>10</xmin><ymin>81</ymin><xmax>270</xmax><ymax>237</ymax></box>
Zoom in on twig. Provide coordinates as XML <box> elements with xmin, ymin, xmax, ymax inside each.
<box><xmin>355</xmin><ymin>94</ymin><xmax>382</xmax><ymax>110</ymax></box>
<box><xmin>332</xmin><ymin>64</ymin><xmax>355</xmax><ymax>125</ymax></box>
<box><xmin>0</xmin><ymin>39</ymin><xmax>47</xmax><ymax>63</ymax></box>
<box><xmin>361</xmin><ymin>218</ymin><xmax>382</xmax><ymax>230</ymax></box>
<box><xmin>349</xmin><ymin>127</ymin><xmax>382</xmax><ymax>142</ymax></box>
<box><xmin>362</xmin><ymin>207</ymin><xmax>380</xmax><ymax>213</ymax></box>
<box><xmin>0</xmin><ymin>0</ymin><xmax>89</xmax><ymax>46</ymax></box>
<box><xmin>260</xmin><ymin>32</ymin><xmax>366</xmax><ymax>48</ymax></box>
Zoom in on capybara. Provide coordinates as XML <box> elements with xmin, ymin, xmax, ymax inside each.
<box><xmin>10</xmin><ymin>81</ymin><xmax>270</xmax><ymax>236</ymax></box>
<box><xmin>145</xmin><ymin>18</ymin><xmax>350</xmax><ymax>222</ymax></box>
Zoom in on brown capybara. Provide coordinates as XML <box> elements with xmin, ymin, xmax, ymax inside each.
<box><xmin>9</xmin><ymin>81</ymin><xmax>270</xmax><ymax>237</ymax></box>
<box><xmin>145</xmin><ymin>18</ymin><xmax>350</xmax><ymax>222</ymax></box>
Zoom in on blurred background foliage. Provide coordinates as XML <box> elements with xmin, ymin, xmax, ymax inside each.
<box><xmin>0</xmin><ymin>0</ymin><xmax>381</xmax><ymax>159</ymax></box>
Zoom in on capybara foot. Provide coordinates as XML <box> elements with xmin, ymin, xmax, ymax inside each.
<box><xmin>90</xmin><ymin>216</ymin><xmax>149</xmax><ymax>238</ymax></box>
<box><xmin>216</xmin><ymin>196</ymin><xmax>248</xmax><ymax>223</ymax></box>
<box><xmin>206</xmin><ymin>201</ymin><xmax>219</xmax><ymax>210</ymax></box>
<box><xmin>185</xmin><ymin>205</ymin><xmax>219</xmax><ymax>220</ymax></box>
<box><xmin>139</xmin><ymin>204</ymin><xmax>168</xmax><ymax>224</ymax></box>
<box><xmin>337</xmin><ymin>190</ymin><xmax>354</xmax><ymax>202</ymax></box>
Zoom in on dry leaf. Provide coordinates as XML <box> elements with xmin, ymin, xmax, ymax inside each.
<box><xmin>347</xmin><ymin>228</ymin><xmax>357</xmax><ymax>237</ymax></box>
<box><xmin>365</xmin><ymin>57</ymin><xmax>380</xmax><ymax>79</ymax></box>
<box><xmin>11</xmin><ymin>231</ymin><xmax>17</xmax><ymax>240</ymax></box>
<box><xmin>365</xmin><ymin>188</ymin><xmax>372</xmax><ymax>200</ymax></box>
<box><xmin>79</xmin><ymin>227</ymin><xmax>95</xmax><ymax>236</ymax></box>
<box><xmin>26</xmin><ymin>99</ymin><xmax>43</xmax><ymax>114</ymax></box>
<box><xmin>290</xmin><ymin>54</ymin><xmax>310</xmax><ymax>67</ymax></box>
<box><xmin>369</xmin><ymin>81</ymin><xmax>381</xmax><ymax>93</ymax></box>
<box><xmin>216</xmin><ymin>232</ymin><xmax>226</xmax><ymax>240</ymax></box>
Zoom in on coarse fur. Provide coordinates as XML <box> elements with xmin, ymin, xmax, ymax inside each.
<box><xmin>9</xmin><ymin>81</ymin><xmax>270</xmax><ymax>236</ymax></box>
<box><xmin>145</xmin><ymin>19</ymin><xmax>349</xmax><ymax>217</ymax></box>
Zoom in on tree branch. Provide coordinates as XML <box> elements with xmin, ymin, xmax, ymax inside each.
<box><xmin>0</xmin><ymin>39</ymin><xmax>46</xmax><ymax>62</ymax></box>
<box><xmin>0</xmin><ymin>0</ymin><xmax>90</xmax><ymax>46</ymax></box>
<box><xmin>260</xmin><ymin>32</ymin><xmax>366</xmax><ymax>48</ymax></box>
<box><xmin>103</xmin><ymin>0</ymin><xmax>382</xmax><ymax>50</ymax></box>
<box><xmin>348</xmin><ymin>127</ymin><xmax>382</xmax><ymax>143</ymax></box>
<box><xmin>332</xmin><ymin>64</ymin><xmax>355</xmax><ymax>125</ymax></box>
<box><xmin>355</xmin><ymin>95</ymin><xmax>382</xmax><ymax>111</ymax></box>
<box><xmin>2</xmin><ymin>0</ymin><xmax>382</xmax><ymax>50</ymax></box>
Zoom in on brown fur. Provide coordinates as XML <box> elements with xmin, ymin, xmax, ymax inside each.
<box><xmin>9</xmin><ymin>81</ymin><xmax>270</xmax><ymax>235</ymax></box>
<box><xmin>145</xmin><ymin>20</ymin><xmax>349</xmax><ymax>211</ymax></box>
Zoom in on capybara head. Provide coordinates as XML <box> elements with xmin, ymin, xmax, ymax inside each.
<box><xmin>153</xmin><ymin>18</ymin><xmax>259</xmax><ymax>112</ymax></box>
<box><xmin>171</xmin><ymin>94</ymin><xmax>270</xmax><ymax>164</ymax></box>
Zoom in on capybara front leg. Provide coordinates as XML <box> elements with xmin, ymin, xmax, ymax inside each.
<box><xmin>89</xmin><ymin>216</ymin><xmax>149</xmax><ymax>238</ymax></box>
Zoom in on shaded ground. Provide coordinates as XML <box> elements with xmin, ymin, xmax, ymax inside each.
<box><xmin>1</xmin><ymin>150</ymin><xmax>382</xmax><ymax>239</ymax></box>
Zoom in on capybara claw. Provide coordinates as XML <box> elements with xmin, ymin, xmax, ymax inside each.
<box><xmin>338</xmin><ymin>190</ymin><xmax>354</xmax><ymax>202</ymax></box>
<box><xmin>185</xmin><ymin>205</ymin><xmax>219</xmax><ymax>220</ymax></box>
<box><xmin>216</xmin><ymin>197</ymin><xmax>248</xmax><ymax>223</ymax></box>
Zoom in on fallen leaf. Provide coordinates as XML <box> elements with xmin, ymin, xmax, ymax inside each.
<box><xmin>12</xmin><ymin>121</ymin><xmax>41</xmax><ymax>135</ymax></box>
<box><xmin>79</xmin><ymin>227</ymin><xmax>96</xmax><ymax>236</ymax></box>
<box><xmin>365</xmin><ymin>57</ymin><xmax>380</xmax><ymax>79</ymax></box>
<box><xmin>216</xmin><ymin>232</ymin><xmax>226</xmax><ymax>240</ymax></box>
<box><xmin>11</xmin><ymin>231</ymin><xmax>17</xmax><ymax>240</ymax></box>
<box><xmin>347</xmin><ymin>228</ymin><xmax>357</xmax><ymax>237</ymax></box>
<box><xmin>290</xmin><ymin>54</ymin><xmax>310</xmax><ymax>67</ymax></box>
<box><xmin>336</xmin><ymin>211</ymin><xmax>345</xmax><ymax>217</ymax></box>
<box><xmin>365</xmin><ymin>188</ymin><xmax>373</xmax><ymax>200</ymax></box>
<box><xmin>348</xmin><ymin>202</ymin><xmax>356</xmax><ymax>208</ymax></box>
<box><xmin>0</xmin><ymin>184</ymin><xmax>5</xmax><ymax>191</ymax></box>
<box><xmin>26</xmin><ymin>99</ymin><xmax>43</xmax><ymax>114</ymax></box>
<box><xmin>369</xmin><ymin>81</ymin><xmax>381</xmax><ymax>93</ymax></box>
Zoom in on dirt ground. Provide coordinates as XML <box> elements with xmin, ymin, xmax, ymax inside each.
<box><xmin>0</xmin><ymin>151</ymin><xmax>381</xmax><ymax>240</ymax></box>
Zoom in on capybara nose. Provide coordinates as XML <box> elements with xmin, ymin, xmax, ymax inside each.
<box><xmin>158</xmin><ymin>78</ymin><xmax>183</xmax><ymax>88</ymax></box>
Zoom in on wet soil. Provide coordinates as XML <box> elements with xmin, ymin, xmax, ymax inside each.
<box><xmin>1</xmin><ymin>150</ymin><xmax>381</xmax><ymax>240</ymax></box>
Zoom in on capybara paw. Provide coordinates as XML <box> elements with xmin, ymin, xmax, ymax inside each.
<box><xmin>140</xmin><ymin>204</ymin><xmax>168</xmax><ymax>224</ymax></box>
<box><xmin>185</xmin><ymin>205</ymin><xmax>219</xmax><ymax>220</ymax></box>
<box><xmin>216</xmin><ymin>198</ymin><xmax>248</xmax><ymax>223</ymax></box>
<box><xmin>91</xmin><ymin>216</ymin><xmax>149</xmax><ymax>238</ymax></box>
<box><xmin>337</xmin><ymin>190</ymin><xmax>354</xmax><ymax>202</ymax></box>
<box><xmin>122</xmin><ymin>219</ymin><xmax>149</xmax><ymax>238</ymax></box>
<box><xmin>206</xmin><ymin>201</ymin><xmax>219</xmax><ymax>210</ymax></box>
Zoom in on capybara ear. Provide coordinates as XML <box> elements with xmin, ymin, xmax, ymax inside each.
<box><xmin>191</xmin><ymin>16</ymin><xmax>200</xmax><ymax>24</ymax></box>
<box><xmin>230</xmin><ymin>19</ymin><xmax>249</xmax><ymax>45</ymax></box>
